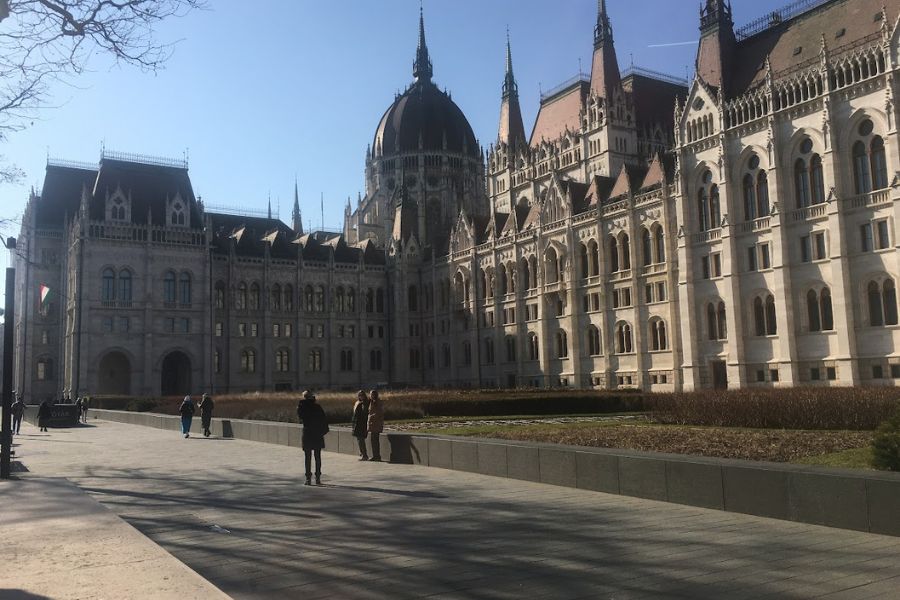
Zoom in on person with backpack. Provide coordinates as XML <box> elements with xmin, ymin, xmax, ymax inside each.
<box><xmin>367</xmin><ymin>389</ymin><xmax>384</xmax><ymax>462</ymax></box>
<box><xmin>351</xmin><ymin>390</ymin><xmax>369</xmax><ymax>461</ymax></box>
<box><xmin>198</xmin><ymin>393</ymin><xmax>214</xmax><ymax>438</ymax></box>
<box><xmin>297</xmin><ymin>390</ymin><xmax>328</xmax><ymax>485</ymax></box>
<box><xmin>11</xmin><ymin>396</ymin><xmax>25</xmax><ymax>435</ymax></box>
<box><xmin>179</xmin><ymin>395</ymin><xmax>195</xmax><ymax>438</ymax></box>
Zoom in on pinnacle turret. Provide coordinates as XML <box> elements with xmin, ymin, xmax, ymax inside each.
<box><xmin>497</xmin><ymin>29</ymin><xmax>526</xmax><ymax>149</ymax></box>
<box><xmin>292</xmin><ymin>178</ymin><xmax>303</xmax><ymax>234</ymax></box>
<box><xmin>590</xmin><ymin>0</ymin><xmax>621</xmax><ymax>97</ymax></box>
<box><xmin>502</xmin><ymin>29</ymin><xmax>518</xmax><ymax>99</ymax></box>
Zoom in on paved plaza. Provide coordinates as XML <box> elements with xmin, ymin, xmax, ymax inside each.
<box><xmin>9</xmin><ymin>419</ymin><xmax>900</xmax><ymax>599</ymax></box>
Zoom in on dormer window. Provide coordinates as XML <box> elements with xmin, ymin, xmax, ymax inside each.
<box><xmin>111</xmin><ymin>198</ymin><xmax>126</xmax><ymax>220</ymax></box>
<box><xmin>171</xmin><ymin>202</ymin><xmax>185</xmax><ymax>226</ymax></box>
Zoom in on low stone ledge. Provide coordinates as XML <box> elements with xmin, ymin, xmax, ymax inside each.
<box><xmin>89</xmin><ymin>410</ymin><xmax>900</xmax><ymax>537</ymax></box>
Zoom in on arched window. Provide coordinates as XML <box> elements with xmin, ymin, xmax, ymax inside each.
<box><xmin>579</xmin><ymin>244</ymin><xmax>590</xmax><ymax>278</ymax></box>
<box><xmin>462</xmin><ymin>340</ymin><xmax>472</xmax><ymax>366</ymax></box>
<box><xmin>621</xmin><ymin>233</ymin><xmax>631</xmax><ymax>269</ymax></box>
<box><xmin>717</xmin><ymin>301</ymin><xmax>727</xmax><ymax>340</ymax></box>
<box><xmin>499</xmin><ymin>267</ymin><xmax>508</xmax><ymax>295</ymax></box>
<box><xmin>795</xmin><ymin>158</ymin><xmax>811</xmax><ymax>207</ymax></box>
<box><xmin>271</xmin><ymin>284</ymin><xmax>282</xmax><ymax>311</ymax></box>
<box><xmin>853</xmin><ymin>140</ymin><xmax>871</xmax><ymax>194</ymax></box>
<box><xmin>588</xmin><ymin>241</ymin><xmax>600</xmax><ymax>276</ymax></box>
<box><xmin>284</xmin><ymin>284</ymin><xmax>294</xmax><ymax>311</ymax></box>
<box><xmin>164</xmin><ymin>271</ymin><xmax>177</xmax><ymax>304</ymax></box>
<box><xmin>370</xmin><ymin>349</ymin><xmax>383</xmax><ymax>370</ymax></box>
<box><xmin>241</xmin><ymin>349</ymin><xmax>256</xmax><ymax>373</ymax></box>
<box><xmin>314</xmin><ymin>285</ymin><xmax>325</xmax><ymax>312</ymax></box>
<box><xmin>743</xmin><ymin>174</ymin><xmax>756</xmax><ymax>221</ymax></box>
<box><xmin>649</xmin><ymin>319</ymin><xmax>668</xmax><ymax>351</ymax></box>
<box><xmin>365</xmin><ymin>288</ymin><xmax>374</xmax><ymax>313</ymax></box>
<box><xmin>347</xmin><ymin>288</ymin><xmax>356</xmax><ymax>312</ymax></box>
<box><xmin>118</xmin><ymin>270</ymin><xmax>132</xmax><ymax>304</ymax></box>
<box><xmin>214</xmin><ymin>281</ymin><xmax>226</xmax><ymax>309</ymax></box>
<box><xmin>307</xmin><ymin>349</ymin><xmax>323</xmax><ymax>372</ymax></box>
<box><xmin>36</xmin><ymin>357</ymin><xmax>53</xmax><ymax>380</ymax></box>
<box><xmin>179</xmin><ymin>272</ymin><xmax>191</xmax><ymax>306</ymax></box>
<box><xmin>698</xmin><ymin>187</ymin><xmax>710</xmax><ymax>231</ymax></box>
<box><xmin>609</xmin><ymin>236</ymin><xmax>619</xmax><ymax>272</ymax></box>
<box><xmin>868</xmin><ymin>281</ymin><xmax>883</xmax><ymax>326</ymax></box>
<box><xmin>249</xmin><ymin>283</ymin><xmax>261</xmax><ymax>310</ymax></box>
<box><xmin>753</xmin><ymin>294</ymin><xmax>778</xmax><ymax>336</ymax></box>
<box><xmin>408</xmin><ymin>285</ymin><xmax>418</xmax><ymax>311</ymax></box>
<box><xmin>545</xmin><ymin>247</ymin><xmax>559</xmax><ymax>283</ymax></box>
<box><xmin>335</xmin><ymin>287</ymin><xmax>345</xmax><ymax>312</ymax></box>
<box><xmin>697</xmin><ymin>171</ymin><xmax>720</xmax><ymax>231</ymax></box>
<box><xmin>809</xmin><ymin>155</ymin><xmax>824</xmax><ymax>205</ymax></box>
<box><xmin>586</xmin><ymin>325</ymin><xmax>602</xmax><ymax>356</ymax></box>
<box><xmin>641</xmin><ymin>228</ymin><xmax>652</xmax><ymax>267</ymax></box>
<box><xmin>885</xmin><ymin>280</ymin><xmax>898</xmax><ymax>326</ymax></box>
<box><xmin>521</xmin><ymin>258</ymin><xmax>531</xmax><ymax>290</ymax></box>
<box><xmin>556</xmin><ymin>330</ymin><xmax>568</xmax><ymax>358</ymax></box>
<box><xmin>821</xmin><ymin>287</ymin><xmax>834</xmax><ymax>331</ymax></box>
<box><xmin>340</xmin><ymin>349</ymin><xmax>354</xmax><ymax>371</ymax></box>
<box><xmin>528</xmin><ymin>333</ymin><xmax>539</xmax><ymax>360</ymax></box>
<box><xmin>754</xmin><ymin>171</ymin><xmax>769</xmax><ymax>216</ymax></box>
<box><xmin>275</xmin><ymin>349</ymin><xmax>290</xmax><ymax>372</ymax></box>
<box><xmin>706</xmin><ymin>301</ymin><xmax>727</xmax><ymax>340</ymax></box>
<box><xmin>615</xmin><ymin>322</ymin><xmax>633</xmax><ymax>354</ymax></box>
<box><xmin>237</xmin><ymin>282</ymin><xmax>248</xmax><ymax>310</ymax></box>
<box><xmin>305</xmin><ymin>285</ymin><xmax>315</xmax><ymax>312</ymax></box>
<box><xmin>654</xmin><ymin>226</ymin><xmax>665</xmax><ymax>263</ymax></box>
<box><xmin>102</xmin><ymin>268</ymin><xmax>116</xmax><ymax>303</ymax></box>
<box><xmin>376</xmin><ymin>288</ymin><xmax>385</xmax><ymax>313</ymax></box>
<box><xmin>871</xmin><ymin>136</ymin><xmax>888</xmax><ymax>190</ymax></box>
<box><xmin>484</xmin><ymin>338</ymin><xmax>494</xmax><ymax>364</ymax></box>
<box><xmin>807</xmin><ymin>289</ymin><xmax>822</xmax><ymax>332</ymax></box>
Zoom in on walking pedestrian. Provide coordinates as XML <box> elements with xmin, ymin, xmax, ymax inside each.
<box><xmin>351</xmin><ymin>390</ymin><xmax>369</xmax><ymax>461</ymax></box>
<box><xmin>297</xmin><ymin>390</ymin><xmax>329</xmax><ymax>485</ymax></box>
<box><xmin>81</xmin><ymin>395</ymin><xmax>89</xmax><ymax>423</ymax></box>
<box><xmin>199</xmin><ymin>393</ymin><xmax>214</xmax><ymax>437</ymax></box>
<box><xmin>74</xmin><ymin>397</ymin><xmax>83</xmax><ymax>423</ymax></box>
<box><xmin>367</xmin><ymin>389</ymin><xmax>384</xmax><ymax>462</ymax></box>
<box><xmin>11</xmin><ymin>396</ymin><xmax>25</xmax><ymax>435</ymax></box>
<box><xmin>37</xmin><ymin>398</ymin><xmax>52</xmax><ymax>432</ymax></box>
<box><xmin>179</xmin><ymin>395</ymin><xmax>195</xmax><ymax>438</ymax></box>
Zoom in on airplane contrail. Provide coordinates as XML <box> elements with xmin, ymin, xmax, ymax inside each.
<box><xmin>648</xmin><ymin>40</ymin><xmax>699</xmax><ymax>48</ymax></box>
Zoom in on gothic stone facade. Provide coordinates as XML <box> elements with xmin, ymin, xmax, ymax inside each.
<box><xmin>14</xmin><ymin>0</ymin><xmax>900</xmax><ymax>399</ymax></box>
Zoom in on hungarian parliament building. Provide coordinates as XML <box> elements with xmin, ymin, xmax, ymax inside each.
<box><xmin>13</xmin><ymin>0</ymin><xmax>900</xmax><ymax>399</ymax></box>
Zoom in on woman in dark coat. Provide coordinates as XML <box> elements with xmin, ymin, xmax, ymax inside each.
<box><xmin>297</xmin><ymin>390</ymin><xmax>328</xmax><ymax>485</ymax></box>
<box><xmin>199</xmin><ymin>393</ymin><xmax>214</xmax><ymax>438</ymax></box>
<box><xmin>351</xmin><ymin>390</ymin><xmax>369</xmax><ymax>461</ymax></box>
<box><xmin>37</xmin><ymin>399</ymin><xmax>52</xmax><ymax>432</ymax></box>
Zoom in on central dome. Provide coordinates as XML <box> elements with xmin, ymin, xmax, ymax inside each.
<box><xmin>374</xmin><ymin>80</ymin><xmax>479</xmax><ymax>159</ymax></box>
<box><xmin>372</xmin><ymin>7</ymin><xmax>479</xmax><ymax>160</ymax></box>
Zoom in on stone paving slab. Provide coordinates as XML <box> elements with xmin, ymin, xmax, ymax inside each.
<box><xmin>0</xmin><ymin>455</ymin><xmax>229</xmax><ymax>599</ymax></box>
<box><xmin>12</xmin><ymin>418</ymin><xmax>900</xmax><ymax>599</ymax></box>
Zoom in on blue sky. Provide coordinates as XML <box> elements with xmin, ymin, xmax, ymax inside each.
<box><xmin>0</xmin><ymin>0</ymin><xmax>791</xmax><ymax>263</ymax></box>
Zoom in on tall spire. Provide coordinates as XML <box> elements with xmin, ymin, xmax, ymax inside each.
<box><xmin>267</xmin><ymin>193</ymin><xmax>272</xmax><ymax>220</ymax></box>
<box><xmin>502</xmin><ymin>28</ymin><xmax>518</xmax><ymax>99</ymax></box>
<box><xmin>292</xmin><ymin>177</ymin><xmax>302</xmax><ymax>233</ymax></box>
<box><xmin>498</xmin><ymin>29</ymin><xmax>526</xmax><ymax>150</ymax></box>
<box><xmin>412</xmin><ymin>4</ymin><xmax>433</xmax><ymax>82</ymax></box>
<box><xmin>594</xmin><ymin>0</ymin><xmax>613</xmax><ymax>47</ymax></box>
<box><xmin>590</xmin><ymin>0</ymin><xmax>621</xmax><ymax>97</ymax></box>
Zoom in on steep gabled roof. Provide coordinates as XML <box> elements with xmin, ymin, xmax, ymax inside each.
<box><xmin>35</xmin><ymin>164</ymin><xmax>98</xmax><ymax>228</ymax></box>
<box><xmin>584</xmin><ymin>175</ymin><xmax>617</xmax><ymax>207</ymax></box>
<box><xmin>529</xmin><ymin>80</ymin><xmax>589</xmax><ymax>146</ymax></box>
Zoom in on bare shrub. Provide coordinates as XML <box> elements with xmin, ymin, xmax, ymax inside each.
<box><xmin>647</xmin><ymin>387</ymin><xmax>900</xmax><ymax>430</ymax></box>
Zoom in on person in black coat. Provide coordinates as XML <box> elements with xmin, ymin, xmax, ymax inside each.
<box><xmin>297</xmin><ymin>390</ymin><xmax>328</xmax><ymax>485</ymax></box>
<box><xmin>199</xmin><ymin>393</ymin><xmax>214</xmax><ymax>437</ymax></box>
<box><xmin>351</xmin><ymin>390</ymin><xmax>369</xmax><ymax>461</ymax></box>
<box><xmin>37</xmin><ymin>399</ymin><xmax>52</xmax><ymax>432</ymax></box>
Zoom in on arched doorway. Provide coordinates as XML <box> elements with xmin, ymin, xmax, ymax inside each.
<box><xmin>98</xmin><ymin>351</ymin><xmax>131</xmax><ymax>395</ymax></box>
<box><xmin>161</xmin><ymin>351</ymin><xmax>192</xmax><ymax>396</ymax></box>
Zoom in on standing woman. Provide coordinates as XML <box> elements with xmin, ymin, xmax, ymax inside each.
<box><xmin>179</xmin><ymin>395</ymin><xmax>195</xmax><ymax>438</ymax></box>
<box><xmin>367</xmin><ymin>389</ymin><xmax>384</xmax><ymax>462</ymax></box>
<box><xmin>297</xmin><ymin>390</ymin><xmax>329</xmax><ymax>485</ymax></box>
<box><xmin>199</xmin><ymin>393</ymin><xmax>215</xmax><ymax>438</ymax></box>
<box><xmin>351</xmin><ymin>391</ymin><xmax>369</xmax><ymax>461</ymax></box>
<box><xmin>37</xmin><ymin>398</ymin><xmax>52</xmax><ymax>432</ymax></box>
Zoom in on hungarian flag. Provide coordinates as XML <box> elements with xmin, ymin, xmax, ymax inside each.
<box><xmin>40</xmin><ymin>284</ymin><xmax>50</xmax><ymax>305</ymax></box>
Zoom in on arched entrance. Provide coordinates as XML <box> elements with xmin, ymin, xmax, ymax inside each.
<box><xmin>98</xmin><ymin>351</ymin><xmax>131</xmax><ymax>395</ymax></box>
<box><xmin>161</xmin><ymin>351</ymin><xmax>192</xmax><ymax>396</ymax></box>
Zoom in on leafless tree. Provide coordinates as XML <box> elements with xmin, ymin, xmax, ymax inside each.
<box><xmin>0</xmin><ymin>0</ymin><xmax>207</xmax><ymax>182</ymax></box>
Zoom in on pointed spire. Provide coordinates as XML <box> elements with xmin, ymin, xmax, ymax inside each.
<box><xmin>590</xmin><ymin>0</ymin><xmax>621</xmax><ymax>97</ymax></box>
<box><xmin>412</xmin><ymin>3</ymin><xmax>433</xmax><ymax>81</ymax></box>
<box><xmin>292</xmin><ymin>177</ymin><xmax>302</xmax><ymax>233</ymax></box>
<box><xmin>267</xmin><ymin>193</ymin><xmax>272</xmax><ymax>220</ymax></box>
<box><xmin>502</xmin><ymin>27</ymin><xmax>518</xmax><ymax>99</ymax></box>
<box><xmin>595</xmin><ymin>0</ymin><xmax>613</xmax><ymax>47</ymax></box>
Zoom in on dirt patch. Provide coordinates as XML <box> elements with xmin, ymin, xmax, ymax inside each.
<box><xmin>468</xmin><ymin>424</ymin><xmax>874</xmax><ymax>463</ymax></box>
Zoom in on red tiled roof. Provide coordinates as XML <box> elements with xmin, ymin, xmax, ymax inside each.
<box><xmin>529</xmin><ymin>81</ymin><xmax>589</xmax><ymax>146</ymax></box>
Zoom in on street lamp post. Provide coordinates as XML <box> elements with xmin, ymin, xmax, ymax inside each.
<box><xmin>1</xmin><ymin>237</ymin><xmax>16</xmax><ymax>479</ymax></box>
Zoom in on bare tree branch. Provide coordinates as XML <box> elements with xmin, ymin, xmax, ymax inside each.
<box><xmin>0</xmin><ymin>0</ymin><xmax>206</xmax><ymax>177</ymax></box>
